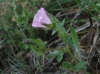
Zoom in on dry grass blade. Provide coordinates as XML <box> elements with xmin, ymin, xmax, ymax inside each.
<box><xmin>85</xmin><ymin>13</ymin><xmax>94</xmax><ymax>50</ymax></box>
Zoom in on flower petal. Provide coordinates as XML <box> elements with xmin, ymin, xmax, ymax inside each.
<box><xmin>32</xmin><ymin>20</ymin><xmax>46</xmax><ymax>28</ymax></box>
<box><xmin>34</xmin><ymin>7</ymin><xmax>51</xmax><ymax>24</ymax></box>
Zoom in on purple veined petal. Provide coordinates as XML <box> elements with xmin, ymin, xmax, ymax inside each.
<box><xmin>32</xmin><ymin>20</ymin><xmax>46</xmax><ymax>28</ymax></box>
<box><xmin>34</xmin><ymin>7</ymin><xmax>52</xmax><ymax>25</ymax></box>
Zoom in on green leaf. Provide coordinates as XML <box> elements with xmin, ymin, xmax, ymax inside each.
<box><xmin>47</xmin><ymin>13</ymin><xmax>60</xmax><ymax>33</ymax></box>
<box><xmin>0</xmin><ymin>0</ymin><xmax>7</xmax><ymax>2</ymax></box>
<box><xmin>62</xmin><ymin>61</ymin><xmax>75</xmax><ymax>70</ymax></box>
<box><xmin>62</xmin><ymin>61</ymin><xmax>87</xmax><ymax>72</ymax></box>
<box><xmin>18</xmin><ymin>42</ymin><xmax>29</xmax><ymax>50</ymax></box>
<box><xmin>52</xmin><ymin>29</ymin><xmax>57</xmax><ymax>35</ymax></box>
<box><xmin>56</xmin><ymin>20</ymin><xmax>67</xmax><ymax>39</ymax></box>
<box><xmin>16</xmin><ymin>15</ymin><xmax>24</xmax><ymax>25</ymax></box>
<box><xmin>31</xmin><ymin>39</ymin><xmax>46</xmax><ymax>53</ymax></box>
<box><xmin>69</xmin><ymin>25</ymin><xmax>79</xmax><ymax>47</ymax></box>
<box><xmin>47</xmin><ymin>50</ymin><xmax>64</xmax><ymax>62</ymax></box>
<box><xmin>22</xmin><ymin>8</ymin><xmax>28</xmax><ymax>18</ymax></box>
<box><xmin>47</xmin><ymin>13</ymin><xmax>59</xmax><ymax>24</ymax></box>
<box><xmin>96</xmin><ymin>3</ymin><xmax>100</xmax><ymax>7</ymax></box>
<box><xmin>74</xmin><ymin>62</ymin><xmax>87</xmax><ymax>72</ymax></box>
<box><xmin>69</xmin><ymin>25</ymin><xmax>82</xmax><ymax>61</ymax></box>
<box><xmin>57</xmin><ymin>51</ymin><xmax>64</xmax><ymax>62</ymax></box>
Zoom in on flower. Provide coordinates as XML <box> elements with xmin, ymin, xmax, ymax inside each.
<box><xmin>32</xmin><ymin>7</ymin><xmax>51</xmax><ymax>28</ymax></box>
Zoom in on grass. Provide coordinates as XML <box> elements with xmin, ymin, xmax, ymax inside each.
<box><xmin>0</xmin><ymin>0</ymin><xmax>100</xmax><ymax>74</ymax></box>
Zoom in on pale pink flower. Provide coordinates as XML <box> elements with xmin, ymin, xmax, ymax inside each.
<box><xmin>32</xmin><ymin>7</ymin><xmax>51</xmax><ymax>28</ymax></box>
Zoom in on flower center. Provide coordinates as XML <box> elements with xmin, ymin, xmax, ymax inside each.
<box><xmin>39</xmin><ymin>16</ymin><xmax>42</xmax><ymax>21</ymax></box>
